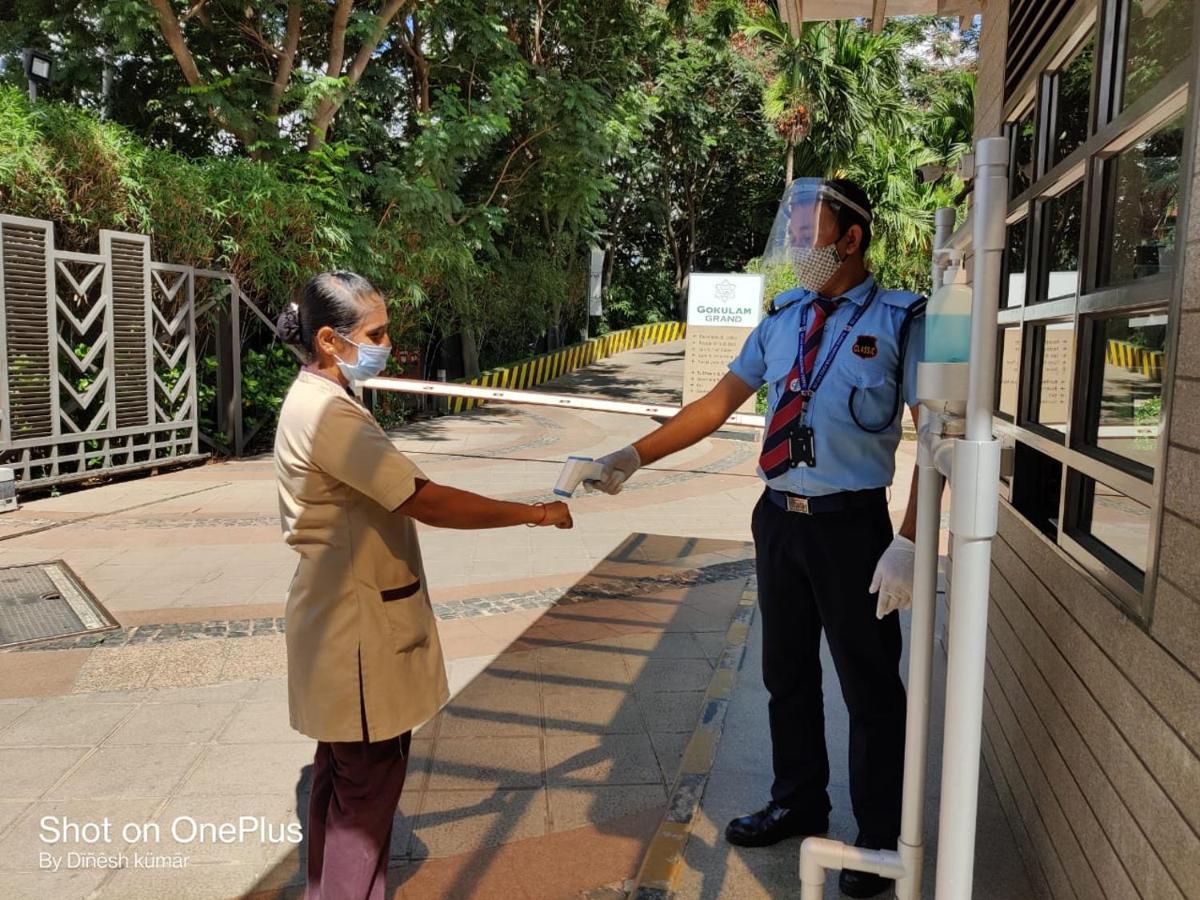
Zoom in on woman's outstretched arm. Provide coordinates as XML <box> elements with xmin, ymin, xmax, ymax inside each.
<box><xmin>399</xmin><ymin>480</ymin><xmax>572</xmax><ymax>529</ymax></box>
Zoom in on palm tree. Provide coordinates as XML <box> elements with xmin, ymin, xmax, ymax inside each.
<box><xmin>924</xmin><ymin>69</ymin><xmax>976</xmax><ymax>171</ymax></box>
<box><xmin>742</xmin><ymin>14</ymin><xmax>910</xmax><ymax>183</ymax></box>
<box><xmin>840</xmin><ymin>128</ymin><xmax>942</xmax><ymax>290</ymax></box>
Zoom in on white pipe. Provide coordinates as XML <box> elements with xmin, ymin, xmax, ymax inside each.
<box><xmin>932</xmin><ymin>207</ymin><xmax>957</xmax><ymax>291</ymax></box>
<box><xmin>933</xmin><ymin>136</ymin><xmax>1009</xmax><ymax>900</ymax></box>
<box><xmin>962</xmin><ymin>144</ymin><xmax>1007</xmax><ymax>445</ymax></box>
<box><xmin>800</xmin><ymin>837</ymin><xmax>906</xmax><ymax>900</ymax></box>
<box><xmin>933</xmin><ymin>434</ymin><xmax>956</xmax><ymax>480</ymax></box>
<box><xmin>895</xmin><ymin>409</ymin><xmax>945</xmax><ymax>900</ymax></box>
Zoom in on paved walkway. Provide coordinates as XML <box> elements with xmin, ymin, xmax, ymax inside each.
<box><xmin>0</xmin><ymin>340</ymin><xmax>1022</xmax><ymax>899</ymax></box>
<box><xmin>675</xmin><ymin>598</ymin><xmax>1033</xmax><ymax>899</ymax></box>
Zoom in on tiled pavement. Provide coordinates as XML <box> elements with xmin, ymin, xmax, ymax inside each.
<box><xmin>0</xmin><ymin>536</ymin><xmax>755</xmax><ymax>899</ymax></box>
<box><xmin>0</xmin><ymin>340</ymin><xmax>1021</xmax><ymax>899</ymax></box>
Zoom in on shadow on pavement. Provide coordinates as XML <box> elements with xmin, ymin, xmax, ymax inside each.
<box><xmin>246</xmin><ymin>532</ymin><xmax>755</xmax><ymax>899</ymax></box>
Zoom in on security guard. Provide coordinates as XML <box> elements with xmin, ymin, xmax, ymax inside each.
<box><xmin>590</xmin><ymin>179</ymin><xmax>922</xmax><ymax>898</ymax></box>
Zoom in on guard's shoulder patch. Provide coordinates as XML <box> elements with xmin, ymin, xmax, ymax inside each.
<box><xmin>767</xmin><ymin>287</ymin><xmax>809</xmax><ymax>316</ymax></box>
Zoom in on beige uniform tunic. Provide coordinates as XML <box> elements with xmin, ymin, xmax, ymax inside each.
<box><xmin>274</xmin><ymin>370</ymin><xmax>449</xmax><ymax>743</ymax></box>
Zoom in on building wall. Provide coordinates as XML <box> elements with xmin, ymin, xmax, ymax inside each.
<box><xmin>975</xmin><ymin>6</ymin><xmax>1200</xmax><ymax>898</ymax></box>
<box><xmin>975</xmin><ymin>0</ymin><xmax>1010</xmax><ymax>139</ymax></box>
<box><xmin>1155</xmin><ymin>64</ymin><xmax>1200</xmax><ymax>674</ymax></box>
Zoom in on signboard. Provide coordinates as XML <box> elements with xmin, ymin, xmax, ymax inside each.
<box><xmin>588</xmin><ymin>246</ymin><xmax>605</xmax><ymax>316</ymax></box>
<box><xmin>682</xmin><ymin>273</ymin><xmax>764</xmax><ymax>413</ymax></box>
<box><xmin>1037</xmin><ymin>324</ymin><xmax>1074</xmax><ymax>432</ymax></box>
<box><xmin>998</xmin><ymin>326</ymin><xmax>1022</xmax><ymax>419</ymax></box>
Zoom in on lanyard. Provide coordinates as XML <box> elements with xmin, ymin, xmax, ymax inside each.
<box><xmin>793</xmin><ymin>284</ymin><xmax>878</xmax><ymax>398</ymax></box>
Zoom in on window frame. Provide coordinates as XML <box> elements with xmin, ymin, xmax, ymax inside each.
<box><xmin>1005</xmin><ymin>93</ymin><xmax>1040</xmax><ymax>201</ymax></box>
<box><xmin>995</xmin><ymin>0</ymin><xmax>1198</xmax><ymax>620</ymax></box>
<box><xmin>1033</xmin><ymin>175</ymin><xmax>1086</xmax><ymax>306</ymax></box>
<box><xmin>1000</xmin><ymin>209</ymin><xmax>1032</xmax><ymax>309</ymax></box>
<box><xmin>1070</xmin><ymin>305</ymin><xmax>1170</xmax><ymax>484</ymax></box>
<box><xmin>1047</xmin><ymin>20</ymin><xmax>1101</xmax><ymax>168</ymax></box>
<box><xmin>1022</xmin><ymin>319</ymin><xmax>1077</xmax><ymax>443</ymax></box>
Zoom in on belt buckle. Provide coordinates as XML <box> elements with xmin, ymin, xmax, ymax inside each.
<box><xmin>786</xmin><ymin>495</ymin><xmax>811</xmax><ymax>515</ymax></box>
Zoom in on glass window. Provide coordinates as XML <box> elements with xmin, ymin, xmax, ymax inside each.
<box><xmin>1041</xmin><ymin>182</ymin><xmax>1083</xmax><ymax>302</ymax></box>
<box><xmin>1009</xmin><ymin>107</ymin><xmax>1036</xmax><ymax>198</ymax></box>
<box><xmin>1003</xmin><ymin>218</ymin><xmax>1028</xmax><ymax>308</ymax></box>
<box><xmin>1072</xmin><ymin>474</ymin><xmax>1152</xmax><ymax>574</ymax></box>
<box><xmin>1012</xmin><ymin>442</ymin><xmax>1063</xmax><ymax>540</ymax></box>
<box><xmin>1102</xmin><ymin>112</ymin><xmax>1185</xmax><ymax>285</ymax></box>
<box><xmin>1031</xmin><ymin>322</ymin><xmax>1075</xmax><ymax>435</ymax></box>
<box><xmin>1051</xmin><ymin>35</ymin><xmax>1095</xmax><ymax>167</ymax></box>
<box><xmin>1086</xmin><ymin>311</ymin><xmax>1167</xmax><ymax>471</ymax></box>
<box><xmin>997</xmin><ymin>326</ymin><xmax>1023</xmax><ymax>421</ymax></box>
<box><xmin>1120</xmin><ymin>0</ymin><xmax>1194</xmax><ymax>112</ymax></box>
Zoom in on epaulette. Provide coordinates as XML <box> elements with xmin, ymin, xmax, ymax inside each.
<box><xmin>767</xmin><ymin>287</ymin><xmax>809</xmax><ymax>316</ymax></box>
<box><xmin>878</xmin><ymin>289</ymin><xmax>926</xmax><ymax>312</ymax></box>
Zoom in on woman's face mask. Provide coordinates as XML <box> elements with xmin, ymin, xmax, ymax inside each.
<box><xmin>789</xmin><ymin>242</ymin><xmax>844</xmax><ymax>294</ymax></box>
<box><xmin>334</xmin><ymin>333</ymin><xmax>390</xmax><ymax>384</ymax></box>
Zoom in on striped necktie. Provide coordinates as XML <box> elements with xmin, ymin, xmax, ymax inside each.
<box><xmin>759</xmin><ymin>297</ymin><xmax>840</xmax><ymax>479</ymax></box>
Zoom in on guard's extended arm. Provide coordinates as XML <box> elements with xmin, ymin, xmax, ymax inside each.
<box><xmin>590</xmin><ymin>373</ymin><xmax>756</xmax><ymax>495</ymax></box>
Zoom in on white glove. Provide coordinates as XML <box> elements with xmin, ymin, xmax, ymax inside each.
<box><xmin>588</xmin><ymin>445</ymin><xmax>642</xmax><ymax>495</ymax></box>
<box><xmin>870</xmin><ymin>536</ymin><xmax>916</xmax><ymax>619</ymax></box>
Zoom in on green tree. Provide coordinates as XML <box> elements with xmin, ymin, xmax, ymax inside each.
<box><xmin>603</xmin><ymin>4</ymin><xmax>781</xmax><ymax>318</ymax></box>
<box><xmin>740</xmin><ymin>12</ymin><xmax>976</xmax><ymax>294</ymax></box>
<box><xmin>742</xmin><ymin>14</ymin><xmax>909</xmax><ymax>183</ymax></box>
<box><xmin>140</xmin><ymin>0</ymin><xmax>412</xmax><ymax>154</ymax></box>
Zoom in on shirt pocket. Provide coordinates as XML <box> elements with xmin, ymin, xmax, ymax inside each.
<box><xmin>763</xmin><ymin>348</ymin><xmax>796</xmax><ymax>388</ymax></box>
<box><xmin>380</xmin><ymin>578</ymin><xmax>431</xmax><ymax>654</ymax></box>
<box><xmin>846</xmin><ymin>368</ymin><xmax>900</xmax><ymax>433</ymax></box>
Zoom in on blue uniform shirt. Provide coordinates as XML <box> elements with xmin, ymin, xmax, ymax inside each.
<box><xmin>729</xmin><ymin>274</ymin><xmax>925</xmax><ymax>497</ymax></box>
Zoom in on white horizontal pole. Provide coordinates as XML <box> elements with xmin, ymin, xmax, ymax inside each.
<box><xmin>360</xmin><ymin>375</ymin><xmax>767</xmax><ymax>429</ymax></box>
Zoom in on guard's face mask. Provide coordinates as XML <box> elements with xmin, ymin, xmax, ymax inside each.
<box><xmin>762</xmin><ymin>179</ymin><xmax>872</xmax><ymax>295</ymax></box>
<box><xmin>334</xmin><ymin>333</ymin><xmax>390</xmax><ymax>384</ymax></box>
<box><xmin>789</xmin><ymin>243</ymin><xmax>844</xmax><ymax>294</ymax></box>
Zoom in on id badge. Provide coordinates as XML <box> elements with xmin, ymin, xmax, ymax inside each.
<box><xmin>789</xmin><ymin>426</ymin><xmax>816</xmax><ymax>468</ymax></box>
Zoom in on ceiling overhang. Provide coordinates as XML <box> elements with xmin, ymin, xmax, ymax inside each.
<box><xmin>777</xmin><ymin>0</ymin><xmax>983</xmax><ymax>35</ymax></box>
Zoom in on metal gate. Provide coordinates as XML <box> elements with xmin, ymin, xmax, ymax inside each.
<box><xmin>0</xmin><ymin>214</ymin><xmax>207</xmax><ymax>488</ymax></box>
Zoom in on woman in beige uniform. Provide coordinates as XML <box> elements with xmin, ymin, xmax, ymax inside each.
<box><xmin>274</xmin><ymin>272</ymin><xmax>571</xmax><ymax>900</ymax></box>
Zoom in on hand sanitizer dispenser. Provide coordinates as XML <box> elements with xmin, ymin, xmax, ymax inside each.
<box><xmin>925</xmin><ymin>261</ymin><xmax>973</xmax><ymax>363</ymax></box>
<box><xmin>917</xmin><ymin>257</ymin><xmax>971</xmax><ymax>421</ymax></box>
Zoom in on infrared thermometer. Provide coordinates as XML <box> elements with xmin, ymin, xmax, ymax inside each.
<box><xmin>554</xmin><ymin>456</ymin><xmax>605</xmax><ymax>497</ymax></box>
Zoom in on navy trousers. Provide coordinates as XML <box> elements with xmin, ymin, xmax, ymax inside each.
<box><xmin>751</xmin><ymin>490</ymin><xmax>907</xmax><ymax>847</ymax></box>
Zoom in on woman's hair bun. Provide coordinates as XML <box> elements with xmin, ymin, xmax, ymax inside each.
<box><xmin>276</xmin><ymin>301</ymin><xmax>304</xmax><ymax>346</ymax></box>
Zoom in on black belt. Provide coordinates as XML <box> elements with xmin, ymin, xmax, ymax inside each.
<box><xmin>765</xmin><ymin>486</ymin><xmax>886</xmax><ymax>515</ymax></box>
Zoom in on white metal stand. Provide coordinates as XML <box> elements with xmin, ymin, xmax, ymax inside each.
<box><xmin>931</xmin><ymin>135</ymin><xmax>1008</xmax><ymax>900</ymax></box>
<box><xmin>797</xmin><ymin>137</ymin><xmax>1009</xmax><ymax>900</ymax></box>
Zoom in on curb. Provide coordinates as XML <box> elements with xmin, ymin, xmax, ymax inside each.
<box><xmin>629</xmin><ymin>582</ymin><xmax>758</xmax><ymax>899</ymax></box>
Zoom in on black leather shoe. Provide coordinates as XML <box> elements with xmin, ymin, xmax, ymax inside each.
<box><xmin>724</xmin><ymin>801</ymin><xmax>828</xmax><ymax>847</ymax></box>
<box><xmin>838</xmin><ymin>867</ymin><xmax>894</xmax><ymax>898</ymax></box>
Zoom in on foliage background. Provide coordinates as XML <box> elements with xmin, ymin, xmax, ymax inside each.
<box><xmin>0</xmin><ymin>1</ymin><xmax>977</xmax><ymax>386</ymax></box>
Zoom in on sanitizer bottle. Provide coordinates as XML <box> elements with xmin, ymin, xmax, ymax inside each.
<box><xmin>925</xmin><ymin>261</ymin><xmax>972</xmax><ymax>363</ymax></box>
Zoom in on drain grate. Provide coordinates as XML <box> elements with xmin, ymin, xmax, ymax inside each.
<box><xmin>0</xmin><ymin>561</ymin><xmax>117</xmax><ymax>649</ymax></box>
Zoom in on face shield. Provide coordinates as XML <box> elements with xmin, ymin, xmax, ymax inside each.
<box><xmin>761</xmin><ymin>179</ymin><xmax>873</xmax><ymax>295</ymax></box>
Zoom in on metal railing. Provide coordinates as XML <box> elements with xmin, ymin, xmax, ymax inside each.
<box><xmin>0</xmin><ymin>215</ymin><xmax>206</xmax><ymax>488</ymax></box>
